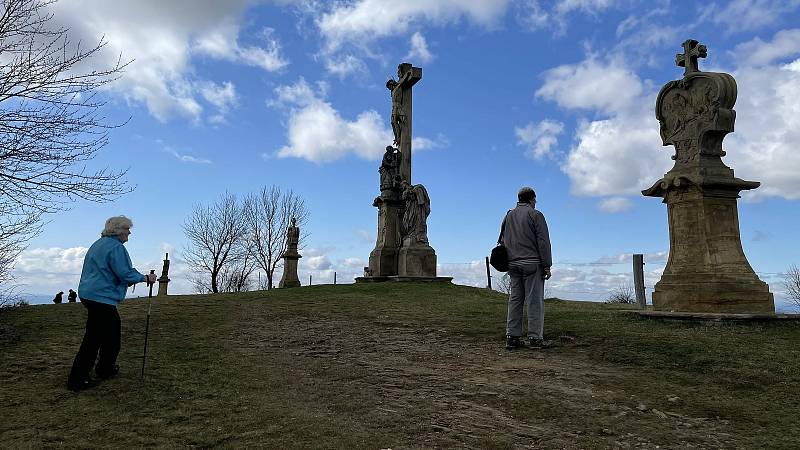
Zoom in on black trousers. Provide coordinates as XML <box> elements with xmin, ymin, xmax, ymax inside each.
<box><xmin>68</xmin><ymin>299</ymin><xmax>121</xmax><ymax>383</ymax></box>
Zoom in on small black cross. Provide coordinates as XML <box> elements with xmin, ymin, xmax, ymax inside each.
<box><xmin>675</xmin><ymin>39</ymin><xmax>707</xmax><ymax>76</ymax></box>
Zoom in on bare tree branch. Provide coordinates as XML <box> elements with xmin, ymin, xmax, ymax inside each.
<box><xmin>182</xmin><ymin>193</ymin><xmax>247</xmax><ymax>294</ymax></box>
<box><xmin>242</xmin><ymin>185</ymin><xmax>309</xmax><ymax>289</ymax></box>
<box><xmin>784</xmin><ymin>264</ymin><xmax>800</xmax><ymax>310</ymax></box>
<box><xmin>0</xmin><ymin>0</ymin><xmax>132</xmax><ymax>294</ymax></box>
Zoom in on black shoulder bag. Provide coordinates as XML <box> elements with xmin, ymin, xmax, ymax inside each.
<box><xmin>489</xmin><ymin>212</ymin><xmax>510</xmax><ymax>272</ymax></box>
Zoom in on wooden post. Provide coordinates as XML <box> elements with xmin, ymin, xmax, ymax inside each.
<box><xmin>633</xmin><ymin>254</ymin><xmax>646</xmax><ymax>308</ymax></box>
<box><xmin>485</xmin><ymin>256</ymin><xmax>492</xmax><ymax>290</ymax></box>
<box><xmin>334</xmin><ymin>272</ymin><xmax>337</xmax><ymax>285</ymax></box>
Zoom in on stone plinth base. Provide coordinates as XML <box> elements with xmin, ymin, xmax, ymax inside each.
<box><xmin>355</xmin><ymin>276</ymin><xmax>453</xmax><ymax>283</ymax></box>
<box><xmin>645</xmin><ymin>183</ymin><xmax>774</xmax><ymax>314</ymax></box>
<box><xmin>368</xmin><ymin>248</ymin><xmax>398</xmax><ymax>277</ymax></box>
<box><xmin>398</xmin><ymin>244</ymin><xmax>436</xmax><ymax>277</ymax></box>
<box><xmin>638</xmin><ymin>311</ymin><xmax>799</xmax><ymax>321</ymax></box>
<box><xmin>279</xmin><ymin>257</ymin><xmax>301</xmax><ymax>288</ymax></box>
<box><xmin>652</xmin><ymin>276</ymin><xmax>774</xmax><ymax>314</ymax></box>
<box><xmin>368</xmin><ymin>198</ymin><xmax>402</xmax><ymax>276</ymax></box>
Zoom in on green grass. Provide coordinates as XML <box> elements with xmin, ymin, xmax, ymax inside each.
<box><xmin>1</xmin><ymin>283</ymin><xmax>799</xmax><ymax>448</ymax></box>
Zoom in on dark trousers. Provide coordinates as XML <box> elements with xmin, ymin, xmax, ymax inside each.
<box><xmin>68</xmin><ymin>299</ymin><xmax>121</xmax><ymax>383</ymax></box>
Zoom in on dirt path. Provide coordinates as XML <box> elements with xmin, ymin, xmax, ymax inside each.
<box><xmin>228</xmin><ymin>306</ymin><xmax>740</xmax><ymax>449</ymax></box>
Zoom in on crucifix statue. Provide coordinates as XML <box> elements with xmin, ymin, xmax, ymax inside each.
<box><xmin>386</xmin><ymin>62</ymin><xmax>422</xmax><ymax>184</ymax></box>
<box><xmin>675</xmin><ymin>39</ymin><xmax>707</xmax><ymax>76</ymax></box>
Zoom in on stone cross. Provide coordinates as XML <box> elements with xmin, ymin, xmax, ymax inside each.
<box><xmin>675</xmin><ymin>39</ymin><xmax>707</xmax><ymax>76</ymax></box>
<box><xmin>388</xmin><ymin>62</ymin><xmax>422</xmax><ymax>184</ymax></box>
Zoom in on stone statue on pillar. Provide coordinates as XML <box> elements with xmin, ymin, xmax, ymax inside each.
<box><xmin>157</xmin><ymin>253</ymin><xmax>170</xmax><ymax>296</ymax></box>
<box><xmin>642</xmin><ymin>39</ymin><xmax>774</xmax><ymax>313</ymax></box>
<box><xmin>279</xmin><ymin>217</ymin><xmax>302</xmax><ymax>288</ymax></box>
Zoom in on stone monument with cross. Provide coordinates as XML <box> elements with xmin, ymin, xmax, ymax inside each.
<box><xmin>643</xmin><ymin>39</ymin><xmax>774</xmax><ymax>313</ymax></box>
<box><xmin>358</xmin><ymin>62</ymin><xmax>451</xmax><ymax>283</ymax></box>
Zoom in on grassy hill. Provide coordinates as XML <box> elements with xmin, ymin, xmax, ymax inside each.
<box><xmin>1</xmin><ymin>283</ymin><xmax>799</xmax><ymax>449</ymax></box>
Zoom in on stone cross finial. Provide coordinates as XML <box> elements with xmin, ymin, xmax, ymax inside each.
<box><xmin>675</xmin><ymin>39</ymin><xmax>707</xmax><ymax>76</ymax></box>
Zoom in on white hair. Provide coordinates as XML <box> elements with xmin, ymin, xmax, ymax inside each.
<box><xmin>101</xmin><ymin>216</ymin><xmax>133</xmax><ymax>238</ymax></box>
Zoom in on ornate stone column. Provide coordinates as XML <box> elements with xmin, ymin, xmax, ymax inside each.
<box><xmin>643</xmin><ymin>40</ymin><xmax>774</xmax><ymax>313</ymax></box>
<box><xmin>157</xmin><ymin>253</ymin><xmax>170</xmax><ymax>296</ymax></box>
<box><xmin>279</xmin><ymin>218</ymin><xmax>302</xmax><ymax>288</ymax></box>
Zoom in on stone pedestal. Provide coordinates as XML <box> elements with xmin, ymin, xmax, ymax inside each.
<box><xmin>157</xmin><ymin>253</ymin><xmax>170</xmax><ymax>296</ymax></box>
<box><xmin>650</xmin><ymin>184</ymin><xmax>773</xmax><ymax>313</ymax></box>
<box><xmin>367</xmin><ymin>197</ymin><xmax>402</xmax><ymax>277</ymax></box>
<box><xmin>279</xmin><ymin>255</ymin><xmax>301</xmax><ymax>288</ymax></box>
<box><xmin>398</xmin><ymin>239</ymin><xmax>437</xmax><ymax>277</ymax></box>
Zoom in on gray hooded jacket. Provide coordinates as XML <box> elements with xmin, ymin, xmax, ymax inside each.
<box><xmin>499</xmin><ymin>202</ymin><xmax>552</xmax><ymax>268</ymax></box>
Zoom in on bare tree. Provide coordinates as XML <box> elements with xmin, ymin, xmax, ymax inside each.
<box><xmin>217</xmin><ymin>252</ymin><xmax>258</xmax><ymax>293</ymax></box>
<box><xmin>182</xmin><ymin>193</ymin><xmax>247</xmax><ymax>294</ymax></box>
<box><xmin>242</xmin><ymin>186</ymin><xmax>309</xmax><ymax>290</ymax></box>
<box><xmin>784</xmin><ymin>264</ymin><xmax>800</xmax><ymax>310</ymax></box>
<box><xmin>495</xmin><ymin>273</ymin><xmax>512</xmax><ymax>294</ymax></box>
<box><xmin>0</xmin><ymin>0</ymin><xmax>131</xmax><ymax>293</ymax></box>
<box><xmin>606</xmin><ymin>284</ymin><xmax>636</xmax><ymax>304</ymax></box>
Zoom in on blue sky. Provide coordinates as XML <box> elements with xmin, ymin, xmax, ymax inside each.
<box><xmin>11</xmin><ymin>0</ymin><xmax>800</xmax><ymax>311</ymax></box>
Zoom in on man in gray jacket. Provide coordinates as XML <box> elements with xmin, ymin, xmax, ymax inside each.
<box><xmin>499</xmin><ymin>187</ymin><xmax>552</xmax><ymax>349</ymax></box>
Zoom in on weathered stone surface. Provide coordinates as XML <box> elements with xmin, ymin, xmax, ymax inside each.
<box><xmin>279</xmin><ymin>218</ymin><xmax>302</xmax><ymax>288</ymax></box>
<box><xmin>398</xmin><ymin>243</ymin><xmax>437</xmax><ymax>277</ymax></box>
<box><xmin>368</xmin><ymin>197</ymin><xmax>402</xmax><ymax>276</ymax></box>
<box><xmin>157</xmin><ymin>253</ymin><xmax>170</xmax><ymax>296</ymax></box>
<box><xmin>643</xmin><ymin>40</ymin><xmax>774</xmax><ymax>314</ymax></box>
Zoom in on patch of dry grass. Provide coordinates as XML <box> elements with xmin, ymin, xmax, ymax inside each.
<box><xmin>1</xmin><ymin>283</ymin><xmax>799</xmax><ymax>448</ymax></box>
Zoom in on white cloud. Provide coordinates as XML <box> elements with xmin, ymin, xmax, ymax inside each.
<box><xmin>518</xmin><ymin>0</ymin><xmax>617</xmax><ymax>34</ymax></box>
<box><xmin>536</xmin><ymin>56</ymin><xmax>643</xmax><ymax>114</ymax></box>
<box><xmin>725</xmin><ymin>58</ymin><xmax>800</xmax><ymax>200</ymax></box>
<box><xmin>270</xmin><ymin>78</ymin><xmax>438</xmax><ymax>163</ymax></box>
<box><xmin>711</xmin><ymin>0</ymin><xmax>800</xmax><ymax>33</ymax></box>
<box><xmin>536</xmin><ymin>55</ymin><xmax>669</xmax><ymax>199</ymax></box>
<box><xmin>598</xmin><ymin>197</ymin><xmax>633</xmax><ymax>213</ymax></box>
<box><xmin>405</xmin><ymin>31</ymin><xmax>434</xmax><ymax>63</ymax></box>
<box><xmin>157</xmin><ymin>140</ymin><xmax>212</xmax><ymax>164</ymax></box>
<box><xmin>304</xmin><ymin>255</ymin><xmax>333</xmax><ymax>271</ymax></box>
<box><xmin>316</xmin><ymin>0</ymin><xmax>510</xmax><ymax>52</ymax></box>
<box><xmin>14</xmin><ymin>247</ymin><xmax>89</xmax><ymax>275</ymax></box>
<box><xmin>198</xmin><ymin>81</ymin><xmax>239</xmax><ymax>123</ymax></box>
<box><xmin>732</xmin><ymin>28</ymin><xmax>800</xmax><ymax>66</ymax></box>
<box><xmin>323</xmin><ymin>54</ymin><xmax>369</xmax><ymax>78</ymax></box>
<box><xmin>196</xmin><ymin>26</ymin><xmax>289</xmax><ymax>72</ymax></box>
<box><xmin>412</xmin><ymin>133</ymin><xmax>449</xmax><ymax>151</ymax></box>
<box><xmin>48</xmin><ymin>0</ymin><xmax>285</xmax><ymax>123</ymax></box>
<box><xmin>515</xmin><ymin>119</ymin><xmax>565</xmax><ymax>159</ymax></box>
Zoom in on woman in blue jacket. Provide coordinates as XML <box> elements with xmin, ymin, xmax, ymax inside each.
<box><xmin>67</xmin><ymin>216</ymin><xmax>157</xmax><ymax>391</ymax></box>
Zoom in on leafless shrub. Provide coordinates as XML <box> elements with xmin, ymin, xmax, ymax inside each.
<box><xmin>784</xmin><ymin>264</ymin><xmax>800</xmax><ymax>310</ymax></box>
<box><xmin>495</xmin><ymin>273</ymin><xmax>511</xmax><ymax>294</ymax></box>
<box><xmin>606</xmin><ymin>284</ymin><xmax>636</xmax><ymax>304</ymax></box>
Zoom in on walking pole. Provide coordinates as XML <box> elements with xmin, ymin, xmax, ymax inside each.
<box><xmin>141</xmin><ymin>269</ymin><xmax>155</xmax><ymax>380</ymax></box>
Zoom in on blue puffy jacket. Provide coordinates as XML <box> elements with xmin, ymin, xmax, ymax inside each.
<box><xmin>78</xmin><ymin>236</ymin><xmax>146</xmax><ymax>306</ymax></box>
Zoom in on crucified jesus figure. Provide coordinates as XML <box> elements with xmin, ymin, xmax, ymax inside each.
<box><xmin>386</xmin><ymin>65</ymin><xmax>414</xmax><ymax>147</ymax></box>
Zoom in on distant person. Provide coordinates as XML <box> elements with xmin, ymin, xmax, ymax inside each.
<box><xmin>66</xmin><ymin>216</ymin><xmax>157</xmax><ymax>391</ymax></box>
<box><xmin>498</xmin><ymin>187</ymin><xmax>553</xmax><ymax>350</ymax></box>
<box><xmin>53</xmin><ymin>291</ymin><xmax>64</xmax><ymax>304</ymax></box>
<box><xmin>67</xmin><ymin>289</ymin><xmax>77</xmax><ymax>303</ymax></box>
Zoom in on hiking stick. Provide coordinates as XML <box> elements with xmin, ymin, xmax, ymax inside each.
<box><xmin>140</xmin><ymin>270</ymin><xmax>155</xmax><ymax>380</ymax></box>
